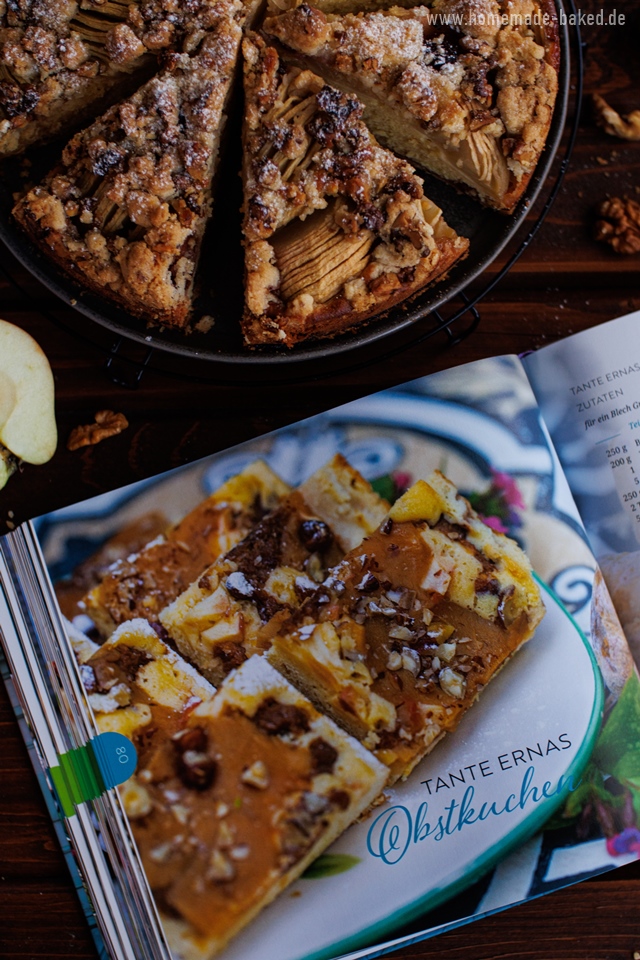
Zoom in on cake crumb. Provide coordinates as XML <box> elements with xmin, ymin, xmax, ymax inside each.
<box><xmin>195</xmin><ymin>315</ymin><xmax>216</xmax><ymax>333</ymax></box>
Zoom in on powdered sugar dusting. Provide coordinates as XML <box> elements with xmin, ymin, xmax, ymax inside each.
<box><xmin>337</xmin><ymin>13</ymin><xmax>423</xmax><ymax>67</ymax></box>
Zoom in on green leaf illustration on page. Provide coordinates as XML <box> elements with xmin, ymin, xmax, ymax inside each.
<box><xmin>302</xmin><ymin>854</ymin><xmax>361</xmax><ymax>879</ymax></box>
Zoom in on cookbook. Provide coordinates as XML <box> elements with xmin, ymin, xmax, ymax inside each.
<box><xmin>3</xmin><ymin>309</ymin><xmax>640</xmax><ymax>960</ymax></box>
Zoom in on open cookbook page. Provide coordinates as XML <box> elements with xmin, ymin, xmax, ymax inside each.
<box><xmin>2</xmin><ymin>354</ymin><xmax>640</xmax><ymax>960</ymax></box>
<box><xmin>523</xmin><ymin>309</ymin><xmax>640</xmax><ymax>668</ymax></box>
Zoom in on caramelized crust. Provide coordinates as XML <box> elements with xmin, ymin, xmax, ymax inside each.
<box><xmin>241</xmin><ymin>34</ymin><xmax>468</xmax><ymax>346</ymax></box>
<box><xmin>12</xmin><ymin>0</ymin><xmax>248</xmax><ymax>327</ymax></box>
<box><xmin>83</xmin><ymin>460</ymin><xmax>291</xmax><ymax>638</ymax></box>
<box><xmin>264</xmin><ymin>0</ymin><xmax>559</xmax><ymax>211</ymax></box>
<box><xmin>160</xmin><ymin>454</ymin><xmax>388</xmax><ymax>684</ymax></box>
<box><xmin>0</xmin><ymin>0</ymin><xmax>231</xmax><ymax>157</ymax></box>
<box><xmin>268</xmin><ymin>471</ymin><xmax>545</xmax><ymax>782</ymax></box>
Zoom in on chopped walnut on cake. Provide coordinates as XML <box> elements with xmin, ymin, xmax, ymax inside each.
<box><xmin>83</xmin><ymin>460</ymin><xmax>291</xmax><ymax>638</ymax></box>
<box><xmin>160</xmin><ymin>454</ymin><xmax>388</xmax><ymax>684</ymax></box>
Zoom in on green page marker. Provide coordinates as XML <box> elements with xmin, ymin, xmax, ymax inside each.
<box><xmin>50</xmin><ymin>732</ymin><xmax>137</xmax><ymax>818</ymax></box>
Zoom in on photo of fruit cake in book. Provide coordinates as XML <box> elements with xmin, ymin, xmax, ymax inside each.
<box><xmin>50</xmin><ymin>451</ymin><xmax>552</xmax><ymax>960</ymax></box>
<box><xmin>3</xmin><ymin>323</ymin><xmax>640</xmax><ymax>960</ymax></box>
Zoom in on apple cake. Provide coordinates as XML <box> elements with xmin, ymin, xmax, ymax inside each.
<box><xmin>82</xmin><ymin>460</ymin><xmax>290</xmax><ymax>638</ymax></box>
<box><xmin>241</xmin><ymin>33</ymin><xmax>469</xmax><ymax>346</ymax></box>
<box><xmin>5</xmin><ymin>0</ymin><xmax>560</xmax><ymax>346</ymax></box>
<box><xmin>125</xmin><ymin>655</ymin><xmax>387</xmax><ymax>960</ymax></box>
<box><xmin>12</xmin><ymin>0</ymin><xmax>250</xmax><ymax>327</ymax></box>
<box><xmin>268</xmin><ymin>470</ymin><xmax>545</xmax><ymax>782</ymax></box>
<box><xmin>263</xmin><ymin>0</ymin><xmax>560</xmax><ymax>211</ymax></box>
<box><xmin>0</xmin><ymin>0</ymin><xmax>233</xmax><ymax>158</ymax></box>
<box><xmin>160</xmin><ymin>454</ymin><xmax>389</xmax><ymax>684</ymax></box>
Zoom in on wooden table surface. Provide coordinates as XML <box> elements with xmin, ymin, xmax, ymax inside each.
<box><xmin>2</xmin><ymin>2</ymin><xmax>640</xmax><ymax>957</ymax></box>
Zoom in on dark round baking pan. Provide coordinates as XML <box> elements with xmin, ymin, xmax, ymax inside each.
<box><xmin>0</xmin><ymin>3</ymin><xmax>570</xmax><ymax>372</ymax></box>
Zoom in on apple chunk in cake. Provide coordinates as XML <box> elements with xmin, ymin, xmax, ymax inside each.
<box><xmin>241</xmin><ymin>34</ymin><xmax>468</xmax><ymax>346</ymax></box>
<box><xmin>12</xmin><ymin>0</ymin><xmax>247</xmax><ymax>328</ymax></box>
<box><xmin>160</xmin><ymin>454</ymin><xmax>388</xmax><ymax>685</ymax></box>
<box><xmin>268</xmin><ymin>471</ymin><xmax>545</xmax><ymax>782</ymax></box>
<box><xmin>264</xmin><ymin>0</ymin><xmax>559</xmax><ymax>211</ymax></box>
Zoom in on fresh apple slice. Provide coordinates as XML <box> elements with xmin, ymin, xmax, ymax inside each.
<box><xmin>0</xmin><ymin>370</ymin><xmax>16</xmax><ymax>431</ymax></box>
<box><xmin>0</xmin><ymin>320</ymin><xmax>57</xmax><ymax>467</ymax></box>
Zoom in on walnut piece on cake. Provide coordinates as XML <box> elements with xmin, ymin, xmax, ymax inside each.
<box><xmin>12</xmin><ymin>0</ymin><xmax>252</xmax><ymax>327</ymax></box>
<box><xmin>268</xmin><ymin>470</ymin><xmax>545</xmax><ymax>782</ymax></box>
<box><xmin>263</xmin><ymin>0</ymin><xmax>559</xmax><ymax>211</ymax></box>
<box><xmin>240</xmin><ymin>34</ymin><xmax>469</xmax><ymax>346</ymax></box>
<box><xmin>83</xmin><ymin>460</ymin><xmax>291</xmax><ymax>638</ymax></box>
<box><xmin>160</xmin><ymin>454</ymin><xmax>389</xmax><ymax>684</ymax></box>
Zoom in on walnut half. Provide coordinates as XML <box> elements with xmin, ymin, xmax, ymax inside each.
<box><xmin>595</xmin><ymin>197</ymin><xmax>640</xmax><ymax>254</ymax></box>
<box><xmin>67</xmin><ymin>409</ymin><xmax>129</xmax><ymax>450</ymax></box>
<box><xmin>594</xmin><ymin>197</ymin><xmax>640</xmax><ymax>256</ymax></box>
<box><xmin>593</xmin><ymin>94</ymin><xmax>640</xmax><ymax>142</ymax></box>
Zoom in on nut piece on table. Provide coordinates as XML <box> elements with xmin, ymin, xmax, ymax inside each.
<box><xmin>0</xmin><ymin>320</ymin><xmax>57</xmax><ymax>490</ymax></box>
<box><xmin>67</xmin><ymin>410</ymin><xmax>129</xmax><ymax>451</ymax></box>
<box><xmin>593</xmin><ymin>94</ymin><xmax>640</xmax><ymax>141</ymax></box>
<box><xmin>594</xmin><ymin>197</ymin><xmax>640</xmax><ymax>255</ymax></box>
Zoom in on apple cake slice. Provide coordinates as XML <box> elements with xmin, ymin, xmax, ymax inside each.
<box><xmin>268</xmin><ymin>471</ymin><xmax>545</xmax><ymax>783</ymax></box>
<box><xmin>160</xmin><ymin>454</ymin><xmax>389</xmax><ymax>684</ymax></box>
<box><xmin>241</xmin><ymin>34</ymin><xmax>469</xmax><ymax>346</ymax></box>
<box><xmin>82</xmin><ymin>618</ymin><xmax>216</xmax><ymax>744</ymax></box>
<box><xmin>82</xmin><ymin>460</ymin><xmax>291</xmax><ymax>638</ymax></box>
<box><xmin>263</xmin><ymin>0</ymin><xmax>559</xmax><ymax>211</ymax></box>
<box><xmin>55</xmin><ymin>511</ymin><xmax>168</xmax><ymax>623</ymax></box>
<box><xmin>0</xmin><ymin>0</ymin><xmax>233</xmax><ymax>158</ymax></box>
<box><xmin>126</xmin><ymin>655</ymin><xmax>387</xmax><ymax>960</ymax></box>
<box><xmin>12</xmin><ymin>0</ymin><xmax>249</xmax><ymax>327</ymax></box>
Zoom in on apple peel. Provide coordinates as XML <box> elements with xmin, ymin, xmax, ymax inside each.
<box><xmin>0</xmin><ymin>320</ymin><xmax>57</xmax><ymax>473</ymax></box>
